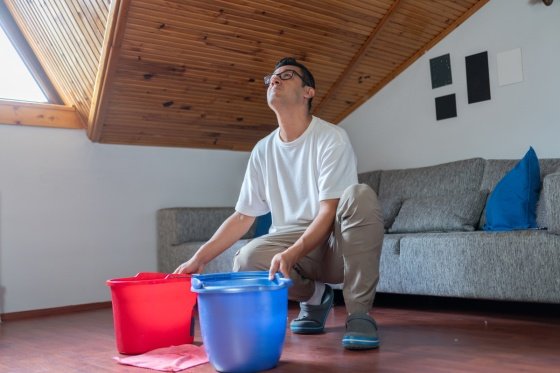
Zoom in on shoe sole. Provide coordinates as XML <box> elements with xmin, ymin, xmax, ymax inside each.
<box><xmin>290</xmin><ymin>326</ymin><xmax>325</xmax><ymax>334</ymax></box>
<box><xmin>342</xmin><ymin>336</ymin><xmax>380</xmax><ymax>350</ymax></box>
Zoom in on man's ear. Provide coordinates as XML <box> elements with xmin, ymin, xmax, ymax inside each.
<box><xmin>303</xmin><ymin>86</ymin><xmax>315</xmax><ymax>99</ymax></box>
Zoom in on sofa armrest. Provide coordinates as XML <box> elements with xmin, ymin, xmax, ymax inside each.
<box><xmin>543</xmin><ymin>172</ymin><xmax>560</xmax><ymax>234</ymax></box>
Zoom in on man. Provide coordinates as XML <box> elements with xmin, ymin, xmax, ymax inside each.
<box><xmin>175</xmin><ymin>57</ymin><xmax>384</xmax><ymax>350</ymax></box>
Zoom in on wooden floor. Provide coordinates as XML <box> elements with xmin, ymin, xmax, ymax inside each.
<box><xmin>1</xmin><ymin>295</ymin><xmax>559</xmax><ymax>373</ymax></box>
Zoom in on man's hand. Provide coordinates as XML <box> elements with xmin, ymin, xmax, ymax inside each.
<box><xmin>173</xmin><ymin>256</ymin><xmax>205</xmax><ymax>274</ymax></box>
<box><xmin>269</xmin><ymin>250</ymin><xmax>298</xmax><ymax>280</ymax></box>
<box><xmin>173</xmin><ymin>211</ymin><xmax>255</xmax><ymax>275</ymax></box>
<box><xmin>268</xmin><ymin>199</ymin><xmax>338</xmax><ymax>280</ymax></box>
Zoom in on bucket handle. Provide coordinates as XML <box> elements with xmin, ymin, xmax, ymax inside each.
<box><xmin>273</xmin><ymin>274</ymin><xmax>292</xmax><ymax>288</ymax></box>
<box><xmin>191</xmin><ymin>277</ymin><xmax>203</xmax><ymax>290</ymax></box>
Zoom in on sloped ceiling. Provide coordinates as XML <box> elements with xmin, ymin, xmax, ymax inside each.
<box><xmin>5</xmin><ymin>0</ymin><xmax>488</xmax><ymax>151</ymax></box>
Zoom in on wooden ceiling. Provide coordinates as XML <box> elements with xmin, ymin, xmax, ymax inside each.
<box><xmin>5</xmin><ymin>0</ymin><xmax>489</xmax><ymax>151</ymax></box>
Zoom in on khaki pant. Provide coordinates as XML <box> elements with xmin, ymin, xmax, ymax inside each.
<box><xmin>233</xmin><ymin>184</ymin><xmax>384</xmax><ymax>314</ymax></box>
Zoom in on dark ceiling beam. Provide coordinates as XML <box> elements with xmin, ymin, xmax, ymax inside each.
<box><xmin>88</xmin><ymin>0</ymin><xmax>131</xmax><ymax>142</ymax></box>
<box><xmin>313</xmin><ymin>0</ymin><xmax>404</xmax><ymax>117</ymax></box>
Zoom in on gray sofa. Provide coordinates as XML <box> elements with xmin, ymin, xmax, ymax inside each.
<box><xmin>157</xmin><ymin>157</ymin><xmax>560</xmax><ymax>304</ymax></box>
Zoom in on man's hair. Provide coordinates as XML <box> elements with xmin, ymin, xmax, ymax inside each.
<box><xmin>274</xmin><ymin>57</ymin><xmax>315</xmax><ymax>111</ymax></box>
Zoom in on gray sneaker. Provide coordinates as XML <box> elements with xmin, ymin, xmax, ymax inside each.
<box><xmin>290</xmin><ymin>284</ymin><xmax>334</xmax><ymax>334</ymax></box>
<box><xmin>342</xmin><ymin>313</ymin><xmax>380</xmax><ymax>350</ymax></box>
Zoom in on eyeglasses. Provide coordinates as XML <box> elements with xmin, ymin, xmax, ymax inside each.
<box><xmin>263</xmin><ymin>69</ymin><xmax>308</xmax><ymax>87</ymax></box>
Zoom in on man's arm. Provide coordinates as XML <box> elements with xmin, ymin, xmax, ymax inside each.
<box><xmin>174</xmin><ymin>211</ymin><xmax>256</xmax><ymax>274</ymax></box>
<box><xmin>269</xmin><ymin>198</ymin><xmax>338</xmax><ymax>279</ymax></box>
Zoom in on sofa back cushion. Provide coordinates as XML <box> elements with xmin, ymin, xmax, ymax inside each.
<box><xmin>160</xmin><ymin>207</ymin><xmax>256</xmax><ymax>244</ymax></box>
<box><xmin>389</xmin><ymin>190</ymin><xmax>488</xmax><ymax>233</ymax></box>
<box><xmin>358</xmin><ymin>170</ymin><xmax>381</xmax><ymax>195</ymax></box>
<box><xmin>378</xmin><ymin>158</ymin><xmax>486</xmax><ymax>201</ymax></box>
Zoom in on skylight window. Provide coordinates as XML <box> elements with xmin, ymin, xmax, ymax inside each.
<box><xmin>0</xmin><ymin>25</ymin><xmax>47</xmax><ymax>103</ymax></box>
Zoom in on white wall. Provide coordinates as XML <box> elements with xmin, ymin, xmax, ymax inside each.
<box><xmin>0</xmin><ymin>125</ymin><xmax>249</xmax><ymax>313</ymax></box>
<box><xmin>341</xmin><ymin>0</ymin><xmax>560</xmax><ymax>172</ymax></box>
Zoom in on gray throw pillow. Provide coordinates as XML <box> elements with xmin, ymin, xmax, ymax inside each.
<box><xmin>389</xmin><ymin>190</ymin><xmax>489</xmax><ymax>233</ymax></box>
<box><xmin>379</xmin><ymin>198</ymin><xmax>402</xmax><ymax>230</ymax></box>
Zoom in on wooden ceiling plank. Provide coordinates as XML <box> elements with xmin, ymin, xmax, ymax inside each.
<box><xmin>0</xmin><ymin>99</ymin><xmax>85</xmax><ymax>129</ymax></box>
<box><xmin>244</xmin><ymin>0</ymin><xmax>389</xmax><ymax>24</ymax></box>
<box><xmin>402</xmin><ymin>2</ymin><xmax>461</xmax><ymax>24</ymax></box>
<box><xmin>45</xmin><ymin>0</ymin><xmax>99</xmax><ymax>80</ymax></box>
<box><xmin>8</xmin><ymin>0</ymin><xmax>91</xmax><ymax>110</ymax></box>
<box><xmin>433</xmin><ymin>0</ymin><xmax>472</xmax><ymax>13</ymax></box>
<box><xmin>105</xmin><ymin>103</ymin><xmax>274</xmax><ymax>125</ymax></box>
<box><xmin>406</xmin><ymin>1</ymin><xmax>462</xmax><ymax>19</ymax></box>
<box><xmin>151</xmin><ymin>0</ymin><xmax>378</xmax><ymax>34</ymax></box>
<box><xmin>102</xmin><ymin>120</ymin><xmax>274</xmax><ymax>140</ymax></box>
<box><xmin>16</xmin><ymin>0</ymin><xmax>96</xmax><ymax>90</ymax></box>
<box><xmin>82</xmin><ymin>0</ymin><xmax>110</xmax><ymax>33</ymax></box>
<box><xmin>102</xmin><ymin>123</ymin><xmax>263</xmax><ymax>140</ymax></box>
<box><xmin>130</xmin><ymin>0</ymin><xmax>373</xmax><ymax>42</ymax></box>
<box><xmin>64</xmin><ymin>0</ymin><xmax>105</xmax><ymax>52</ymax></box>
<box><xmin>114</xmin><ymin>58</ymin><xmax>342</xmax><ymax>103</ymax></box>
<box><xmin>102</xmin><ymin>128</ymin><xmax>270</xmax><ymax>146</ymax></box>
<box><xmin>52</xmin><ymin>0</ymin><xmax>100</xmax><ymax>71</ymax></box>
<box><xmin>122</xmin><ymin>19</ymin><xmax>359</xmax><ymax>60</ymax></box>
<box><xmin>98</xmin><ymin>134</ymin><xmax>249</xmax><ymax>151</ymax></box>
<box><xmin>210</xmin><ymin>0</ymin><xmax>382</xmax><ymax>33</ymax></box>
<box><xmin>119</xmin><ymin>44</ymin><xmax>348</xmax><ymax>77</ymax></box>
<box><xmin>22</xmin><ymin>0</ymin><xmax>94</xmax><ymax>85</ymax></box>
<box><xmin>383</xmin><ymin>22</ymin><xmax>437</xmax><ymax>42</ymax></box>
<box><xmin>108</xmin><ymin>104</ymin><xmax>272</xmax><ymax>123</ymax></box>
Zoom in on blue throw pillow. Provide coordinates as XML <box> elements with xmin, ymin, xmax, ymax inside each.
<box><xmin>484</xmin><ymin>147</ymin><xmax>541</xmax><ymax>231</ymax></box>
<box><xmin>254</xmin><ymin>212</ymin><xmax>272</xmax><ymax>237</ymax></box>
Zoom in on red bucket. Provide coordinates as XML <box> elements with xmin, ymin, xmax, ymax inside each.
<box><xmin>107</xmin><ymin>272</ymin><xmax>197</xmax><ymax>355</ymax></box>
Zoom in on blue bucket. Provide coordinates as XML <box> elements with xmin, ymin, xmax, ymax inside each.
<box><xmin>191</xmin><ymin>271</ymin><xmax>292</xmax><ymax>373</ymax></box>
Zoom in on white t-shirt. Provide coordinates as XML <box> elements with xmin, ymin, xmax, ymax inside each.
<box><xmin>235</xmin><ymin>116</ymin><xmax>358</xmax><ymax>233</ymax></box>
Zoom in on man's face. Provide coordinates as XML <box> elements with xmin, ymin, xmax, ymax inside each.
<box><xmin>266</xmin><ymin>65</ymin><xmax>309</xmax><ymax>110</ymax></box>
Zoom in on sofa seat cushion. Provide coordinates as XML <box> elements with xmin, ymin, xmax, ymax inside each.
<box><xmin>388</xmin><ymin>190</ymin><xmax>488</xmax><ymax>233</ymax></box>
<box><xmin>398</xmin><ymin>230</ymin><xmax>560</xmax><ymax>303</ymax></box>
<box><xmin>377</xmin><ymin>234</ymin><xmax>406</xmax><ymax>293</ymax></box>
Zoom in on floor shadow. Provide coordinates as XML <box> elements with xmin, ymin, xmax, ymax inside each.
<box><xmin>373</xmin><ymin>292</ymin><xmax>560</xmax><ymax>321</ymax></box>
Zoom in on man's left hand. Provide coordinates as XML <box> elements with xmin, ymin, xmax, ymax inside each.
<box><xmin>269</xmin><ymin>250</ymin><xmax>297</xmax><ymax>280</ymax></box>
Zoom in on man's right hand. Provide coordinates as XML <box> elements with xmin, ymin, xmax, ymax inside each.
<box><xmin>172</xmin><ymin>211</ymin><xmax>255</xmax><ymax>275</ymax></box>
<box><xmin>173</xmin><ymin>256</ymin><xmax>205</xmax><ymax>274</ymax></box>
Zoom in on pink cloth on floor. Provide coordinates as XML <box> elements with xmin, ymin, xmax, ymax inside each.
<box><xmin>114</xmin><ymin>344</ymin><xmax>209</xmax><ymax>372</ymax></box>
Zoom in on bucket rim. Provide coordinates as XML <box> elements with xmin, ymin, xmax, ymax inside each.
<box><xmin>107</xmin><ymin>272</ymin><xmax>192</xmax><ymax>287</ymax></box>
<box><xmin>191</xmin><ymin>271</ymin><xmax>292</xmax><ymax>294</ymax></box>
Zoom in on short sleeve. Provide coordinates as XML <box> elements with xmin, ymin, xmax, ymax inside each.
<box><xmin>317</xmin><ymin>133</ymin><xmax>358</xmax><ymax>201</ymax></box>
<box><xmin>235</xmin><ymin>148</ymin><xmax>269</xmax><ymax>217</ymax></box>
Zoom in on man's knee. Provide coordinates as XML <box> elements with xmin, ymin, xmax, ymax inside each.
<box><xmin>232</xmin><ymin>239</ymin><xmax>268</xmax><ymax>272</ymax></box>
<box><xmin>339</xmin><ymin>184</ymin><xmax>381</xmax><ymax>219</ymax></box>
<box><xmin>233</xmin><ymin>246</ymin><xmax>253</xmax><ymax>272</ymax></box>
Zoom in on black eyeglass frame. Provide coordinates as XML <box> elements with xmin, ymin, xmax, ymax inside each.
<box><xmin>263</xmin><ymin>69</ymin><xmax>310</xmax><ymax>87</ymax></box>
